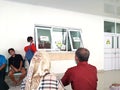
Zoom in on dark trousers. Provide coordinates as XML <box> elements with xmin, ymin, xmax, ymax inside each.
<box><xmin>0</xmin><ymin>67</ymin><xmax>9</xmax><ymax>90</ymax></box>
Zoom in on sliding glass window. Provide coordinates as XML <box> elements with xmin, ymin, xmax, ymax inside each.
<box><xmin>69</xmin><ymin>30</ymin><xmax>83</xmax><ymax>51</ymax></box>
<box><xmin>35</xmin><ymin>26</ymin><xmax>83</xmax><ymax>51</ymax></box>
<box><xmin>52</xmin><ymin>28</ymin><xmax>67</xmax><ymax>51</ymax></box>
<box><xmin>35</xmin><ymin>26</ymin><xmax>51</xmax><ymax>49</ymax></box>
<box><xmin>116</xmin><ymin>23</ymin><xmax>120</xmax><ymax>33</ymax></box>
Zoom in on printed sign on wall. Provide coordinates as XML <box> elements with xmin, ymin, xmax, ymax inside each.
<box><xmin>40</xmin><ymin>36</ymin><xmax>49</xmax><ymax>41</ymax></box>
<box><xmin>104</xmin><ymin>36</ymin><xmax>112</xmax><ymax>48</ymax></box>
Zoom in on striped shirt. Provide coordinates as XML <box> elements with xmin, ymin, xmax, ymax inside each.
<box><xmin>38</xmin><ymin>73</ymin><xmax>64</xmax><ymax>90</ymax></box>
<box><xmin>21</xmin><ymin>73</ymin><xmax>64</xmax><ymax>90</ymax></box>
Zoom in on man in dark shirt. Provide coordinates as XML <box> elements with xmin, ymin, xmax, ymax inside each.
<box><xmin>8</xmin><ymin>48</ymin><xmax>26</xmax><ymax>85</ymax></box>
<box><xmin>61</xmin><ymin>48</ymin><xmax>98</xmax><ymax>90</ymax></box>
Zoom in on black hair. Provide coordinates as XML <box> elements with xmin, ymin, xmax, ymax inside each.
<box><xmin>75</xmin><ymin>48</ymin><xmax>90</xmax><ymax>62</ymax></box>
<box><xmin>8</xmin><ymin>48</ymin><xmax>15</xmax><ymax>53</ymax></box>
<box><xmin>27</xmin><ymin>36</ymin><xmax>33</xmax><ymax>42</ymax></box>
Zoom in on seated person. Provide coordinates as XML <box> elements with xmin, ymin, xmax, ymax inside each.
<box><xmin>0</xmin><ymin>54</ymin><xmax>9</xmax><ymax>90</ymax></box>
<box><xmin>61</xmin><ymin>48</ymin><xmax>98</xmax><ymax>90</ymax></box>
<box><xmin>8</xmin><ymin>48</ymin><xmax>26</xmax><ymax>85</ymax></box>
<box><xmin>21</xmin><ymin>51</ymin><xmax>64</xmax><ymax>90</ymax></box>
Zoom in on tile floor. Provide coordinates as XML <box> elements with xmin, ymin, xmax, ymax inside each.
<box><xmin>5</xmin><ymin>74</ymin><xmax>71</xmax><ymax>90</ymax></box>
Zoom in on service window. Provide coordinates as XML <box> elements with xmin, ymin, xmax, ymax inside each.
<box><xmin>69</xmin><ymin>29</ymin><xmax>83</xmax><ymax>51</ymax></box>
<box><xmin>35</xmin><ymin>25</ymin><xmax>83</xmax><ymax>51</ymax></box>
<box><xmin>35</xmin><ymin>26</ymin><xmax>52</xmax><ymax>50</ymax></box>
<box><xmin>52</xmin><ymin>27</ymin><xmax>67</xmax><ymax>51</ymax></box>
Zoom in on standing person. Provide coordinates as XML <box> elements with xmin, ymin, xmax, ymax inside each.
<box><xmin>24</xmin><ymin>36</ymin><xmax>36</xmax><ymax>64</ymax></box>
<box><xmin>8</xmin><ymin>48</ymin><xmax>26</xmax><ymax>85</ymax></box>
<box><xmin>0</xmin><ymin>54</ymin><xmax>9</xmax><ymax>90</ymax></box>
<box><xmin>61</xmin><ymin>48</ymin><xmax>98</xmax><ymax>90</ymax></box>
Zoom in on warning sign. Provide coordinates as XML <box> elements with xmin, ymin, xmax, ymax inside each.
<box><xmin>104</xmin><ymin>36</ymin><xmax>112</xmax><ymax>48</ymax></box>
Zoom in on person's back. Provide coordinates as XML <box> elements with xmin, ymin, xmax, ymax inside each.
<box><xmin>64</xmin><ymin>62</ymin><xmax>97</xmax><ymax>90</ymax></box>
<box><xmin>61</xmin><ymin>48</ymin><xmax>98</xmax><ymax>90</ymax></box>
<box><xmin>22</xmin><ymin>51</ymin><xmax>64</xmax><ymax>90</ymax></box>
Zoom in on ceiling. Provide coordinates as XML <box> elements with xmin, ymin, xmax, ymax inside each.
<box><xmin>6</xmin><ymin>0</ymin><xmax>120</xmax><ymax>18</ymax></box>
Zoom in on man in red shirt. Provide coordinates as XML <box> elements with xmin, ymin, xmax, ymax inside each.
<box><xmin>24</xmin><ymin>36</ymin><xmax>36</xmax><ymax>64</ymax></box>
<box><xmin>61</xmin><ymin>48</ymin><xmax>98</xmax><ymax>90</ymax></box>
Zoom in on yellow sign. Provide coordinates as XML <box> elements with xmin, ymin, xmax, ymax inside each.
<box><xmin>106</xmin><ymin>40</ymin><xmax>110</xmax><ymax>44</ymax></box>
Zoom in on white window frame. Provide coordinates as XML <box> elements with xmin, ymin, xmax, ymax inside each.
<box><xmin>34</xmin><ymin>26</ymin><xmax>52</xmax><ymax>51</ymax></box>
<box><xmin>34</xmin><ymin>25</ymin><xmax>83</xmax><ymax>51</ymax></box>
<box><xmin>68</xmin><ymin>28</ymin><xmax>83</xmax><ymax>51</ymax></box>
<box><xmin>51</xmin><ymin>26</ymin><xmax>68</xmax><ymax>51</ymax></box>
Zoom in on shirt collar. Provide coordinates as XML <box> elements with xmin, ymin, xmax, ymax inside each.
<box><xmin>77</xmin><ymin>61</ymin><xmax>88</xmax><ymax>66</ymax></box>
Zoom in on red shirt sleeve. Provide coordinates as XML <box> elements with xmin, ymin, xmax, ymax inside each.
<box><xmin>61</xmin><ymin>69</ymin><xmax>71</xmax><ymax>86</ymax></box>
<box><xmin>24</xmin><ymin>43</ymin><xmax>37</xmax><ymax>53</ymax></box>
<box><xmin>30</xmin><ymin>43</ymin><xmax>37</xmax><ymax>53</ymax></box>
<box><xmin>24</xmin><ymin>46</ymin><xmax>29</xmax><ymax>52</ymax></box>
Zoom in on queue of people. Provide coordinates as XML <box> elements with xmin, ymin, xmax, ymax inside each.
<box><xmin>0</xmin><ymin>36</ymin><xmax>98</xmax><ymax>90</ymax></box>
<box><xmin>0</xmin><ymin>36</ymin><xmax>36</xmax><ymax>90</ymax></box>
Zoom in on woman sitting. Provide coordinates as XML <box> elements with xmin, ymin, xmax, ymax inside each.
<box><xmin>21</xmin><ymin>51</ymin><xmax>64</xmax><ymax>90</ymax></box>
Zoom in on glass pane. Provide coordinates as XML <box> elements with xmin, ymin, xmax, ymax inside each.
<box><xmin>112</xmin><ymin>36</ymin><xmax>114</xmax><ymax>48</ymax></box>
<box><xmin>52</xmin><ymin>28</ymin><xmax>67</xmax><ymax>51</ymax></box>
<box><xmin>70</xmin><ymin>31</ymin><xmax>83</xmax><ymax>49</ymax></box>
<box><xmin>68</xmin><ymin>36</ymin><xmax>71</xmax><ymax>51</ymax></box>
<box><xmin>104</xmin><ymin>21</ymin><xmax>115</xmax><ymax>33</ymax></box>
<box><xmin>37</xmin><ymin>28</ymin><xmax>51</xmax><ymax>49</ymax></box>
<box><xmin>116</xmin><ymin>23</ymin><xmax>120</xmax><ymax>33</ymax></box>
<box><xmin>117</xmin><ymin>36</ymin><xmax>119</xmax><ymax>48</ymax></box>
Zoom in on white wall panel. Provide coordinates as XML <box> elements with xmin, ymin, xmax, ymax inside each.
<box><xmin>0</xmin><ymin>0</ymin><xmax>105</xmax><ymax>72</ymax></box>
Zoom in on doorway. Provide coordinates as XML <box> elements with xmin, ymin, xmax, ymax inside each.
<box><xmin>104</xmin><ymin>21</ymin><xmax>120</xmax><ymax>70</ymax></box>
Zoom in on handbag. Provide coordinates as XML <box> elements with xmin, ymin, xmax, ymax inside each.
<box><xmin>38</xmin><ymin>73</ymin><xmax>65</xmax><ymax>90</ymax></box>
